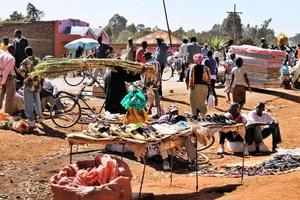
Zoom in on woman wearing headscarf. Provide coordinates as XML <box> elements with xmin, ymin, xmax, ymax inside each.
<box><xmin>185</xmin><ymin>53</ymin><xmax>211</xmax><ymax>118</ymax></box>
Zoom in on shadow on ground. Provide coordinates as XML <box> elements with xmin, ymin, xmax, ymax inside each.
<box><xmin>253</xmin><ymin>88</ymin><xmax>300</xmax><ymax>104</ymax></box>
<box><xmin>154</xmin><ymin>184</ymin><xmax>242</xmax><ymax>200</ymax></box>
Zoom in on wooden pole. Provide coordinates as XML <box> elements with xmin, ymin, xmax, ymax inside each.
<box><xmin>162</xmin><ymin>0</ymin><xmax>172</xmax><ymax>47</ymax></box>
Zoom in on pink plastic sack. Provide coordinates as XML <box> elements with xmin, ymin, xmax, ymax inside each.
<box><xmin>50</xmin><ymin>154</ymin><xmax>133</xmax><ymax>200</ymax></box>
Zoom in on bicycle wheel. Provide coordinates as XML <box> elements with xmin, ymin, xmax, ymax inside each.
<box><xmin>161</xmin><ymin>64</ymin><xmax>174</xmax><ymax>81</ymax></box>
<box><xmin>64</xmin><ymin>70</ymin><xmax>86</xmax><ymax>86</ymax></box>
<box><xmin>50</xmin><ymin>96</ymin><xmax>81</xmax><ymax>128</ymax></box>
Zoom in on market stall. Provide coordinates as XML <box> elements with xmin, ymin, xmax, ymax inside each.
<box><xmin>65</xmin><ymin>116</ymin><xmax>247</xmax><ymax>197</ymax></box>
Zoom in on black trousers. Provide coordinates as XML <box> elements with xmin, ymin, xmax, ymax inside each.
<box><xmin>246</xmin><ymin>124</ymin><xmax>282</xmax><ymax>148</ymax></box>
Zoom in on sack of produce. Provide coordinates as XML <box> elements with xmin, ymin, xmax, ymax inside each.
<box><xmin>50</xmin><ymin>154</ymin><xmax>133</xmax><ymax>200</ymax></box>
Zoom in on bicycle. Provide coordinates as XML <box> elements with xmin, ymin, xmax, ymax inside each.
<box><xmin>50</xmin><ymin>74</ymin><xmax>105</xmax><ymax>128</ymax></box>
<box><xmin>161</xmin><ymin>55</ymin><xmax>182</xmax><ymax>81</ymax></box>
<box><xmin>63</xmin><ymin>68</ymin><xmax>105</xmax><ymax>86</ymax></box>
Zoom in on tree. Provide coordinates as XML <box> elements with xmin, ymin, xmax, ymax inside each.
<box><xmin>107</xmin><ymin>14</ymin><xmax>127</xmax><ymax>41</ymax></box>
<box><xmin>126</xmin><ymin>23</ymin><xmax>137</xmax><ymax>34</ymax></box>
<box><xmin>289</xmin><ymin>33</ymin><xmax>300</xmax><ymax>46</ymax></box>
<box><xmin>8</xmin><ymin>11</ymin><xmax>25</xmax><ymax>21</ymax></box>
<box><xmin>105</xmin><ymin>26</ymin><xmax>112</xmax><ymax>37</ymax></box>
<box><xmin>221</xmin><ymin>12</ymin><xmax>242</xmax><ymax>40</ymax></box>
<box><xmin>136</xmin><ymin>24</ymin><xmax>145</xmax><ymax>32</ymax></box>
<box><xmin>115</xmin><ymin>30</ymin><xmax>132</xmax><ymax>43</ymax></box>
<box><xmin>238</xmin><ymin>37</ymin><xmax>255</xmax><ymax>45</ymax></box>
<box><xmin>172</xmin><ymin>27</ymin><xmax>185</xmax><ymax>38</ymax></box>
<box><xmin>26</xmin><ymin>2</ymin><xmax>44</xmax><ymax>21</ymax></box>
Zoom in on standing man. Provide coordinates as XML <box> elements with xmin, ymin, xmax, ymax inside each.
<box><xmin>126</xmin><ymin>37</ymin><xmax>136</xmax><ymax>61</ymax></box>
<box><xmin>0</xmin><ymin>37</ymin><xmax>10</xmax><ymax>52</ymax></box>
<box><xmin>201</xmin><ymin>43</ymin><xmax>209</xmax><ymax>58</ymax></box>
<box><xmin>18</xmin><ymin>47</ymin><xmax>43</xmax><ymax>125</ymax></box>
<box><xmin>186</xmin><ymin>37</ymin><xmax>201</xmax><ymax>65</ymax></box>
<box><xmin>13</xmin><ymin>29</ymin><xmax>28</xmax><ymax>69</ymax></box>
<box><xmin>155</xmin><ymin>37</ymin><xmax>169</xmax><ymax>96</ymax></box>
<box><xmin>13</xmin><ymin>29</ymin><xmax>28</xmax><ymax>89</ymax></box>
<box><xmin>88</xmin><ymin>35</ymin><xmax>113</xmax><ymax>86</ymax></box>
<box><xmin>207</xmin><ymin>50</ymin><xmax>218</xmax><ymax>106</ymax></box>
<box><xmin>177</xmin><ymin>38</ymin><xmax>188</xmax><ymax>82</ymax></box>
<box><xmin>0</xmin><ymin>45</ymin><xmax>16</xmax><ymax>115</ymax></box>
<box><xmin>136</xmin><ymin>41</ymin><xmax>148</xmax><ymax>63</ymax></box>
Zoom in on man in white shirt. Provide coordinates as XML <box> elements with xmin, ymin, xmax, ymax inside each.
<box><xmin>177</xmin><ymin>38</ymin><xmax>188</xmax><ymax>82</ymax></box>
<box><xmin>246</xmin><ymin>102</ymin><xmax>282</xmax><ymax>152</ymax></box>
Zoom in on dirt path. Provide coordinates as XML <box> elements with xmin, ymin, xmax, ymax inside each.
<box><xmin>0</xmin><ymin>82</ymin><xmax>300</xmax><ymax>200</ymax></box>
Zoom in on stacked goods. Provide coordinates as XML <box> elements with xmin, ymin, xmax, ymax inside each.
<box><xmin>30</xmin><ymin>58</ymin><xmax>157</xmax><ymax>80</ymax></box>
<box><xmin>230</xmin><ymin>45</ymin><xmax>287</xmax><ymax>88</ymax></box>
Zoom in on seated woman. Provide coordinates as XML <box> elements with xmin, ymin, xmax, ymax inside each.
<box><xmin>217</xmin><ymin>103</ymin><xmax>248</xmax><ymax>155</ymax></box>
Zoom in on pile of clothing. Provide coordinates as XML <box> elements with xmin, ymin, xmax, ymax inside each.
<box><xmin>196</xmin><ymin>148</ymin><xmax>300</xmax><ymax>177</ymax></box>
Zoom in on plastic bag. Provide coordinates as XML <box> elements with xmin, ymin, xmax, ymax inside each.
<box><xmin>121</xmin><ymin>88</ymin><xmax>147</xmax><ymax>110</ymax></box>
<box><xmin>207</xmin><ymin>94</ymin><xmax>215</xmax><ymax>108</ymax></box>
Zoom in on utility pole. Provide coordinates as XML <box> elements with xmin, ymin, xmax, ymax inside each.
<box><xmin>162</xmin><ymin>0</ymin><xmax>172</xmax><ymax>47</ymax></box>
<box><xmin>227</xmin><ymin>4</ymin><xmax>242</xmax><ymax>40</ymax></box>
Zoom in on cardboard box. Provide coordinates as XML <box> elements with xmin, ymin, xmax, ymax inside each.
<box><xmin>92</xmin><ymin>86</ymin><xmax>105</xmax><ymax>98</ymax></box>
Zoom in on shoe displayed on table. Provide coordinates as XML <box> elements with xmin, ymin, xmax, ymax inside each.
<box><xmin>217</xmin><ymin>145</ymin><xmax>225</xmax><ymax>154</ymax></box>
<box><xmin>162</xmin><ymin>160</ymin><xmax>171</xmax><ymax>171</ymax></box>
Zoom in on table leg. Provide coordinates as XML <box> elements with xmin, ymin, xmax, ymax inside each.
<box><xmin>241</xmin><ymin>141</ymin><xmax>246</xmax><ymax>183</ymax></box>
<box><xmin>69</xmin><ymin>144</ymin><xmax>73</xmax><ymax>164</ymax></box>
<box><xmin>121</xmin><ymin>144</ymin><xmax>125</xmax><ymax>161</ymax></box>
<box><xmin>138</xmin><ymin>154</ymin><xmax>148</xmax><ymax>200</ymax></box>
<box><xmin>195</xmin><ymin>140</ymin><xmax>199</xmax><ymax>193</ymax></box>
<box><xmin>170</xmin><ymin>148</ymin><xmax>173</xmax><ymax>187</ymax></box>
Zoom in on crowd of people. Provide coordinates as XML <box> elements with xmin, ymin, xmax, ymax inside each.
<box><xmin>0</xmin><ymin>29</ymin><xmax>60</xmax><ymax>126</ymax></box>
<box><xmin>0</xmin><ymin>29</ymin><xmax>287</xmax><ymax>159</ymax></box>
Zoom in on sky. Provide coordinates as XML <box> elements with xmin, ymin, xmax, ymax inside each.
<box><xmin>1</xmin><ymin>0</ymin><xmax>299</xmax><ymax>37</ymax></box>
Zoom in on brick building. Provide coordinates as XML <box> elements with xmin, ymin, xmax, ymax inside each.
<box><xmin>0</xmin><ymin>19</ymin><xmax>109</xmax><ymax>58</ymax></box>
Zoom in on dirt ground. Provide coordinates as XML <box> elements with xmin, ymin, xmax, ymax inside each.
<box><xmin>1</xmin><ymin>81</ymin><xmax>300</xmax><ymax>200</ymax></box>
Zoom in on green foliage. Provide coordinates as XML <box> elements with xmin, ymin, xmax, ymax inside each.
<box><xmin>126</xmin><ymin>23</ymin><xmax>137</xmax><ymax>34</ymax></box>
<box><xmin>289</xmin><ymin>33</ymin><xmax>300</xmax><ymax>46</ymax></box>
<box><xmin>209</xmin><ymin>37</ymin><xmax>226</xmax><ymax>51</ymax></box>
<box><xmin>221</xmin><ymin>13</ymin><xmax>242</xmax><ymax>40</ymax></box>
<box><xmin>115</xmin><ymin>30</ymin><xmax>132</xmax><ymax>43</ymax></box>
<box><xmin>8</xmin><ymin>11</ymin><xmax>25</xmax><ymax>21</ymax></box>
<box><xmin>26</xmin><ymin>2</ymin><xmax>44</xmax><ymax>21</ymax></box>
<box><xmin>237</xmin><ymin>37</ymin><xmax>255</xmax><ymax>45</ymax></box>
<box><xmin>106</xmin><ymin>14</ymin><xmax>128</xmax><ymax>41</ymax></box>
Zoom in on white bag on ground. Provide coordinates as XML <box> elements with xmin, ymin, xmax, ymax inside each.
<box><xmin>207</xmin><ymin>94</ymin><xmax>215</xmax><ymax>108</ymax></box>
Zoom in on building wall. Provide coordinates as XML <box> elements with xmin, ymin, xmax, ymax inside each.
<box><xmin>0</xmin><ymin>21</ymin><xmax>55</xmax><ymax>59</ymax></box>
<box><xmin>58</xmin><ymin>19</ymin><xmax>89</xmax><ymax>33</ymax></box>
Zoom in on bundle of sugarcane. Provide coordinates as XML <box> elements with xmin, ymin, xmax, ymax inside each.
<box><xmin>29</xmin><ymin>58</ymin><xmax>157</xmax><ymax>80</ymax></box>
